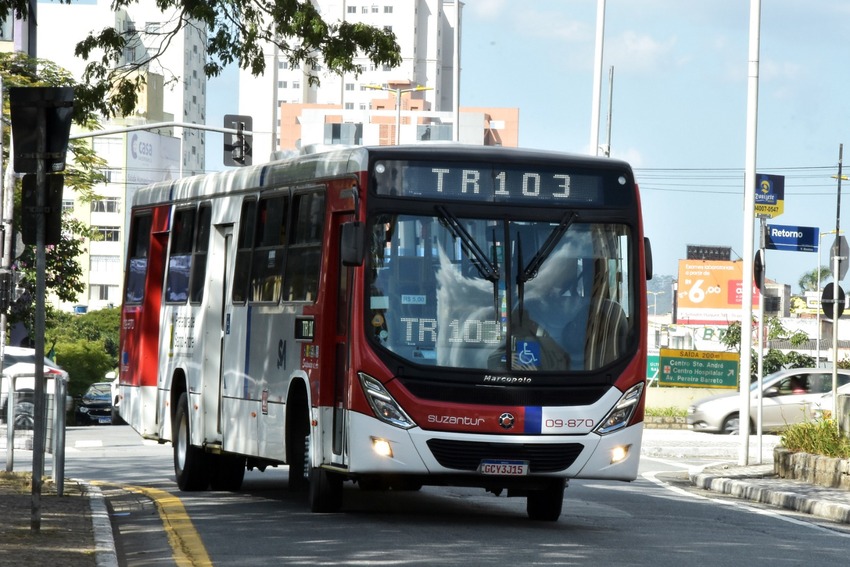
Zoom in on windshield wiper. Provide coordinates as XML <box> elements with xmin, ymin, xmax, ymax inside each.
<box><xmin>436</xmin><ymin>206</ymin><xmax>500</xmax><ymax>283</ymax></box>
<box><xmin>516</xmin><ymin>211</ymin><xmax>576</xmax><ymax>319</ymax></box>
<box><xmin>518</xmin><ymin>211</ymin><xmax>577</xmax><ymax>284</ymax></box>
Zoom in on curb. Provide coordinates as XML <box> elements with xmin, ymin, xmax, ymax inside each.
<box><xmin>690</xmin><ymin>467</ymin><xmax>850</xmax><ymax>524</ymax></box>
<box><xmin>86</xmin><ymin>482</ymin><xmax>119</xmax><ymax>567</ymax></box>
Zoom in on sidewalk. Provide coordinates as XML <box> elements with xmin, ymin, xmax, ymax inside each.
<box><xmin>643</xmin><ymin>429</ymin><xmax>850</xmax><ymax>524</ymax></box>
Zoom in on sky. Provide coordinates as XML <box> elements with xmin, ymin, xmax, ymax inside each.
<box><xmin>208</xmin><ymin>0</ymin><xmax>850</xmax><ymax>294</ymax></box>
<box><xmin>456</xmin><ymin>0</ymin><xmax>850</xmax><ymax>294</ymax></box>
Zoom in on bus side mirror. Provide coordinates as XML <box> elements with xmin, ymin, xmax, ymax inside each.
<box><xmin>644</xmin><ymin>237</ymin><xmax>653</xmax><ymax>281</ymax></box>
<box><xmin>341</xmin><ymin>222</ymin><xmax>365</xmax><ymax>266</ymax></box>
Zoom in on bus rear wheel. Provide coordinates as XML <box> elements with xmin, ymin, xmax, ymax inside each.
<box><xmin>526</xmin><ymin>480</ymin><xmax>565</xmax><ymax>521</ymax></box>
<box><xmin>208</xmin><ymin>453</ymin><xmax>245</xmax><ymax>491</ymax></box>
<box><xmin>173</xmin><ymin>392</ymin><xmax>209</xmax><ymax>491</ymax></box>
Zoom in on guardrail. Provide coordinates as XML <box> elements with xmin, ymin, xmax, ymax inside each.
<box><xmin>2</xmin><ymin>371</ymin><xmax>69</xmax><ymax>494</ymax></box>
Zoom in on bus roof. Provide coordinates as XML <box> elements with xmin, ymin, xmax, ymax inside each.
<box><xmin>131</xmin><ymin>144</ymin><xmax>633</xmax><ymax>208</ymax></box>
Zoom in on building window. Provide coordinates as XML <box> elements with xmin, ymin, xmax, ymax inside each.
<box><xmin>90</xmin><ymin>255</ymin><xmax>120</xmax><ymax>273</ymax></box>
<box><xmin>344</xmin><ymin>102</ymin><xmax>354</xmax><ymax>110</ymax></box>
<box><xmin>383</xmin><ymin>26</ymin><xmax>392</xmax><ymax>33</ymax></box>
<box><xmin>96</xmin><ymin>226</ymin><xmax>121</xmax><ymax>242</ymax></box>
<box><xmin>91</xmin><ymin>198</ymin><xmax>120</xmax><ymax>213</ymax></box>
<box><xmin>62</xmin><ymin>199</ymin><xmax>74</xmax><ymax>212</ymax></box>
<box><xmin>359</xmin><ymin>103</ymin><xmax>367</xmax><ymax>110</ymax></box>
<box><xmin>90</xmin><ymin>284</ymin><xmax>118</xmax><ymax>302</ymax></box>
<box><xmin>362</xmin><ymin>6</ymin><xmax>368</xmax><ymax>13</ymax></box>
<box><xmin>372</xmin><ymin>5</ymin><xmax>379</xmax><ymax>13</ymax></box>
<box><xmin>278</xmin><ymin>60</ymin><xmax>288</xmax><ymax>69</ymax></box>
<box><xmin>278</xmin><ymin>81</ymin><xmax>287</xmax><ymax>88</ymax></box>
<box><xmin>347</xmin><ymin>6</ymin><xmax>356</xmax><ymax>13</ymax></box>
<box><xmin>345</xmin><ymin>83</ymin><xmax>355</xmax><ymax>91</ymax></box>
<box><xmin>293</xmin><ymin>81</ymin><xmax>300</xmax><ymax>89</ymax></box>
<box><xmin>384</xmin><ymin>6</ymin><xmax>393</xmax><ymax>13</ymax></box>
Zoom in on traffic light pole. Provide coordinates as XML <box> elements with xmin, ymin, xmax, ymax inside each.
<box><xmin>832</xmin><ymin>144</ymin><xmax>843</xmax><ymax>422</ymax></box>
<box><xmin>30</xmin><ymin>106</ymin><xmax>48</xmax><ymax>532</ymax></box>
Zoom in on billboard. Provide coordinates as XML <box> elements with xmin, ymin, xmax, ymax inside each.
<box><xmin>676</xmin><ymin>259</ymin><xmax>760</xmax><ymax>324</ymax></box>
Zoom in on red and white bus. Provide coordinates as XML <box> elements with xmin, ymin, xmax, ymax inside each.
<box><xmin>118</xmin><ymin>144</ymin><xmax>652</xmax><ymax>521</ymax></box>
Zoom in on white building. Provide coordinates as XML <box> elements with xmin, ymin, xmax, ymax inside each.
<box><xmin>238</xmin><ymin>0</ymin><xmax>463</xmax><ymax>160</ymax></box>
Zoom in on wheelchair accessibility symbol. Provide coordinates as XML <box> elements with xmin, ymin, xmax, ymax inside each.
<box><xmin>516</xmin><ymin>340</ymin><xmax>541</xmax><ymax>367</ymax></box>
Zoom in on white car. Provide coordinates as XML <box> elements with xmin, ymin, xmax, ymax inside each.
<box><xmin>687</xmin><ymin>368</ymin><xmax>850</xmax><ymax>434</ymax></box>
<box><xmin>1</xmin><ymin>346</ymin><xmax>72</xmax><ymax>429</ymax></box>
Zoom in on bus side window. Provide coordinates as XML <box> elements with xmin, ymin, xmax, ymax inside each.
<box><xmin>284</xmin><ymin>191</ymin><xmax>325</xmax><ymax>302</ymax></box>
<box><xmin>189</xmin><ymin>204</ymin><xmax>212</xmax><ymax>303</ymax></box>
<box><xmin>232</xmin><ymin>199</ymin><xmax>257</xmax><ymax>303</ymax></box>
<box><xmin>125</xmin><ymin>213</ymin><xmax>153</xmax><ymax>304</ymax></box>
<box><xmin>250</xmin><ymin>194</ymin><xmax>288</xmax><ymax>302</ymax></box>
<box><xmin>165</xmin><ymin>207</ymin><xmax>196</xmax><ymax>303</ymax></box>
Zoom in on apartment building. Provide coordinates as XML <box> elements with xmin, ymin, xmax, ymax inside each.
<box><xmin>238</xmin><ymin>0</ymin><xmax>517</xmax><ymax>158</ymax></box>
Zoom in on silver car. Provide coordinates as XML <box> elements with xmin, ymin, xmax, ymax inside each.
<box><xmin>687</xmin><ymin>368</ymin><xmax>850</xmax><ymax>434</ymax></box>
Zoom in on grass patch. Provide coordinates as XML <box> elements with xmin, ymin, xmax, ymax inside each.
<box><xmin>645</xmin><ymin>406</ymin><xmax>687</xmax><ymax>418</ymax></box>
<box><xmin>780</xmin><ymin>419</ymin><xmax>850</xmax><ymax>459</ymax></box>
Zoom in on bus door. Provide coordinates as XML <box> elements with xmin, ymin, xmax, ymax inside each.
<box><xmin>206</xmin><ymin>224</ymin><xmax>233</xmax><ymax>437</ymax></box>
<box><xmin>331</xmin><ymin>212</ymin><xmax>354</xmax><ymax>461</ymax></box>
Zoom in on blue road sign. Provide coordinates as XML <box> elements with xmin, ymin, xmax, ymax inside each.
<box><xmin>765</xmin><ymin>224</ymin><xmax>819</xmax><ymax>252</ymax></box>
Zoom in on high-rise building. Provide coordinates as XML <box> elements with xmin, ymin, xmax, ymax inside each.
<box><xmin>237</xmin><ymin>0</ymin><xmax>516</xmax><ymax>160</ymax></box>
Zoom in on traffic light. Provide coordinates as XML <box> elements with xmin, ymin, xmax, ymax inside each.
<box><xmin>223</xmin><ymin>114</ymin><xmax>252</xmax><ymax>166</ymax></box>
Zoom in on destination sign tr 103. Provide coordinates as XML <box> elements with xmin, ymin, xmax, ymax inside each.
<box><xmin>373</xmin><ymin>160</ymin><xmax>634</xmax><ymax>206</ymax></box>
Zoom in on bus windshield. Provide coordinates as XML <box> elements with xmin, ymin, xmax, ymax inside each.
<box><xmin>367</xmin><ymin>212</ymin><xmax>634</xmax><ymax>372</ymax></box>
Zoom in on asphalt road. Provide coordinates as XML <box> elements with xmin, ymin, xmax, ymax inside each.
<box><xmin>9</xmin><ymin>426</ymin><xmax>850</xmax><ymax>566</ymax></box>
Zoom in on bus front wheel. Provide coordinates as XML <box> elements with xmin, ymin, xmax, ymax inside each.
<box><xmin>173</xmin><ymin>392</ymin><xmax>209</xmax><ymax>491</ymax></box>
<box><xmin>526</xmin><ymin>480</ymin><xmax>565</xmax><ymax>521</ymax></box>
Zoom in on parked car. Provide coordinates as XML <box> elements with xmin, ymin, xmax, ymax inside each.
<box><xmin>107</xmin><ymin>372</ymin><xmax>125</xmax><ymax>425</ymax></box>
<box><xmin>687</xmin><ymin>368</ymin><xmax>850</xmax><ymax>434</ymax></box>
<box><xmin>1</xmin><ymin>346</ymin><xmax>71</xmax><ymax>429</ymax></box>
<box><xmin>75</xmin><ymin>382</ymin><xmax>113</xmax><ymax>425</ymax></box>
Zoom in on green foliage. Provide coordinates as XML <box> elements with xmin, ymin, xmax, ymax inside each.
<box><xmin>644</xmin><ymin>406</ymin><xmax>687</xmax><ymax>418</ymax></box>
<box><xmin>47</xmin><ymin>307</ymin><xmax>120</xmax><ymax>372</ymax></box>
<box><xmin>798</xmin><ymin>265</ymin><xmax>831</xmax><ymax>293</ymax></box>
<box><xmin>0</xmin><ymin>53</ymin><xmax>107</xmax><ymax>332</ymax></box>
<box><xmin>722</xmin><ymin>319</ymin><xmax>816</xmax><ymax>381</ymax></box>
<box><xmin>54</xmin><ymin>339</ymin><xmax>115</xmax><ymax>398</ymax></box>
<box><xmin>780</xmin><ymin>419</ymin><xmax>850</xmax><ymax>459</ymax></box>
<box><xmin>2</xmin><ymin>0</ymin><xmax>402</xmax><ymax>119</ymax></box>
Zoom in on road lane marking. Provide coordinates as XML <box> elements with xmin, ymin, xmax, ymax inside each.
<box><xmin>123</xmin><ymin>484</ymin><xmax>213</xmax><ymax>566</ymax></box>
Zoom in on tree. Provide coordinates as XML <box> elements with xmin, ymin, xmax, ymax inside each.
<box><xmin>0</xmin><ymin>0</ymin><xmax>402</xmax><ymax>120</ymax></box>
<box><xmin>721</xmin><ymin>318</ymin><xmax>814</xmax><ymax>382</ymax></box>
<box><xmin>0</xmin><ymin>53</ymin><xmax>106</xmax><ymax>334</ymax></box>
<box><xmin>798</xmin><ymin>266</ymin><xmax>831</xmax><ymax>293</ymax></box>
<box><xmin>1</xmin><ymin>52</ymin><xmax>107</xmax><ymax>334</ymax></box>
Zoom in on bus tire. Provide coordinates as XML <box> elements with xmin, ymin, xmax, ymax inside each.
<box><xmin>173</xmin><ymin>392</ymin><xmax>209</xmax><ymax>491</ymax></box>
<box><xmin>309</xmin><ymin>466</ymin><xmax>343</xmax><ymax>513</ymax></box>
<box><xmin>526</xmin><ymin>480</ymin><xmax>565</xmax><ymax>521</ymax></box>
<box><xmin>208</xmin><ymin>453</ymin><xmax>246</xmax><ymax>491</ymax></box>
<box><xmin>287</xmin><ymin>394</ymin><xmax>310</xmax><ymax>492</ymax></box>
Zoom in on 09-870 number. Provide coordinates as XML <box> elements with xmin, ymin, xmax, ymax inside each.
<box><xmin>545</xmin><ymin>418</ymin><xmax>595</xmax><ymax>429</ymax></box>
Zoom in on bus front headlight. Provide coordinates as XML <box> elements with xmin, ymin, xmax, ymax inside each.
<box><xmin>593</xmin><ymin>382</ymin><xmax>644</xmax><ymax>435</ymax></box>
<box><xmin>359</xmin><ymin>373</ymin><xmax>416</xmax><ymax>429</ymax></box>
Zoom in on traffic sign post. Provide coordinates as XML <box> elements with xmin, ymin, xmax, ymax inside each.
<box><xmin>659</xmin><ymin>348</ymin><xmax>739</xmax><ymax>389</ymax></box>
<box><xmin>822</xmin><ymin>283</ymin><xmax>846</xmax><ymax>321</ymax></box>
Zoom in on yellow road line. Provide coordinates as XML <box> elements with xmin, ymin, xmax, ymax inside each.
<box><xmin>121</xmin><ymin>484</ymin><xmax>213</xmax><ymax>567</ymax></box>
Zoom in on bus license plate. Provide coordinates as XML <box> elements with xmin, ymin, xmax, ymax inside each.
<box><xmin>478</xmin><ymin>460</ymin><xmax>529</xmax><ymax>476</ymax></box>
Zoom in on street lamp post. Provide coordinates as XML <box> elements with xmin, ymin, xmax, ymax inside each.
<box><xmin>364</xmin><ymin>84</ymin><xmax>433</xmax><ymax>144</ymax></box>
<box><xmin>816</xmin><ymin>229</ymin><xmax>841</xmax><ymax>364</ymax></box>
<box><xmin>648</xmin><ymin>291</ymin><xmax>665</xmax><ymax>315</ymax></box>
